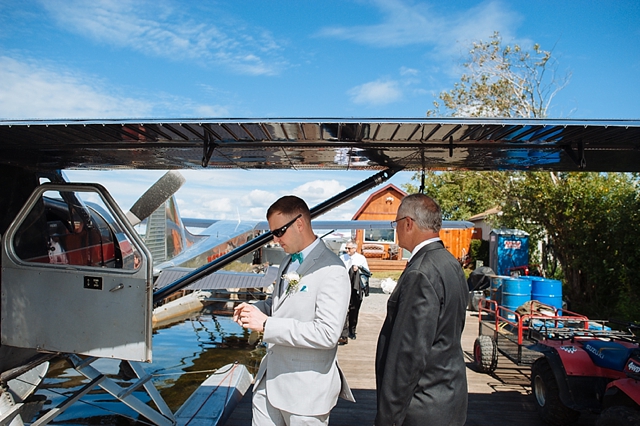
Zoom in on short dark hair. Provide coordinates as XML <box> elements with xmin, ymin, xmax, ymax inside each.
<box><xmin>267</xmin><ymin>195</ymin><xmax>311</xmax><ymax>222</ymax></box>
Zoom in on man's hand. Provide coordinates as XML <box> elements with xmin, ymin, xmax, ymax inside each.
<box><xmin>232</xmin><ymin>302</ymin><xmax>247</xmax><ymax>324</ymax></box>
<box><xmin>233</xmin><ymin>302</ymin><xmax>268</xmax><ymax>332</ymax></box>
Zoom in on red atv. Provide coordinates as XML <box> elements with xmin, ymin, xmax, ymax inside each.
<box><xmin>529</xmin><ymin>321</ymin><xmax>640</xmax><ymax>425</ymax></box>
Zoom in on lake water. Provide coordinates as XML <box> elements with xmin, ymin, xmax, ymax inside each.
<box><xmin>33</xmin><ymin>305</ymin><xmax>261</xmax><ymax>425</ymax></box>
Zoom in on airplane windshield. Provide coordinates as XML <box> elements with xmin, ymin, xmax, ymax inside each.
<box><xmin>13</xmin><ymin>188</ymin><xmax>141</xmax><ymax>270</ymax></box>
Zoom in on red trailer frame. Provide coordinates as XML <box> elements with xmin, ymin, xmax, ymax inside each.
<box><xmin>473</xmin><ymin>299</ymin><xmax>590</xmax><ymax>372</ymax></box>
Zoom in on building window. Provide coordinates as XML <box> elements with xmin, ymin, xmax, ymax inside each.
<box><xmin>363</xmin><ymin>228</ymin><xmax>395</xmax><ymax>243</ymax></box>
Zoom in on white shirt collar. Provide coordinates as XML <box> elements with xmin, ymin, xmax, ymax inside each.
<box><xmin>299</xmin><ymin>237</ymin><xmax>320</xmax><ymax>260</ymax></box>
<box><xmin>409</xmin><ymin>237</ymin><xmax>441</xmax><ymax>262</ymax></box>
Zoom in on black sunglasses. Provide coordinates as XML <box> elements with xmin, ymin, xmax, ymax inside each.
<box><xmin>271</xmin><ymin>214</ymin><xmax>302</xmax><ymax>238</ymax></box>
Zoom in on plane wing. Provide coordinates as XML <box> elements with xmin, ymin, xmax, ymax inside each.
<box><xmin>182</xmin><ymin>218</ymin><xmax>474</xmax><ymax>230</ymax></box>
<box><xmin>1</xmin><ymin>118</ymin><xmax>640</xmax><ymax>172</ymax></box>
<box><xmin>153</xmin><ymin>266</ymin><xmax>279</xmax><ymax>292</ymax></box>
<box><xmin>260</xmin><ymin>219</ymin><xmax>475</xmax><ymax>230</ymax></box>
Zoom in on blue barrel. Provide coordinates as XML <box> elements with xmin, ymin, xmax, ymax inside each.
<box><xmin>490</xmin><ymin>276</ymin><xmax>509</xmax><ymax>304</ymax></box>
<box><xmin>531</xmin><ymin>278</ymin><xmax>563</xmax><ymax>313</ymax></box>
<box><xmin>501</xmin><ymin>278</ymin><xmax>532</xmax><ymax>320</ymax></box>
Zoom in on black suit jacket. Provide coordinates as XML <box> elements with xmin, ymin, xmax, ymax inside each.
<box><xmin>375</xmin><ymin>241</ymin><xmax>468</xmax><ymax>426</ymax></box>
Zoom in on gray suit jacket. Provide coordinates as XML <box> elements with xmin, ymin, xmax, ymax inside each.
<box><xmin>253</xmin><ymin>240</ymin><xmax>354</xmax><ymax>416</ymax></box>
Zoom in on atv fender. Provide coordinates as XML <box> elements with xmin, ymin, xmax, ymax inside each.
<box><xmin>603</xmin><ymin>378</ymin><xmax>640</xmax><ymax>408</ymax></box>
<box><xmin>530</xmin><ymin>344</ymin><xmax>577</xmax><ymax>409</ymax></box>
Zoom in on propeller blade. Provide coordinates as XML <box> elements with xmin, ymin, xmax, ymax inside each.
<box><xmin>125</xmin><ymin>171</ymin><xmax>186</xmax><ymax>226</ymax></box>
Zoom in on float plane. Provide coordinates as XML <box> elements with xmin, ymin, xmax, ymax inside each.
<box><xmin>0</xmin><ymin>118</ymin><xmax>638</xmax><ymax>425</ymax></box>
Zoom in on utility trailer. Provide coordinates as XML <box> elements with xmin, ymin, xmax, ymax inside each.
<box><xmin>473</xmin><ymin>299</ymin><xmax>591</xmax><ymax>373</ymax></box>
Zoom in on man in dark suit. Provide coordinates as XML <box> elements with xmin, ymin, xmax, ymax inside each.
<box><xmin>375</xmin><ymin>194</ymin><xmax>468</xmax><ymax>426</ymax></box>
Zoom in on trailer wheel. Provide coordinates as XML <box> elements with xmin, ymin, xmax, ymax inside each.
<box><xmin>596</xmin><ymin>406</ymin><xmax>640</xmax><ymax>426</ymax></box>
<box><xmin>531</xmin><ymin>358</ymin><xmax>580</xmax><ymax>425</ymax></box>
<box><xmin>473</xmin><ymin>335</ymin><xmax>497</xmax><ymax>373</ymax></box>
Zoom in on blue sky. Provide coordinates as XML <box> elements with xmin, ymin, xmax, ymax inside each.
<box><xmin>1</xmin><ymin>0</ymin><xmax>639</xmax><ymax>221</ymax></box>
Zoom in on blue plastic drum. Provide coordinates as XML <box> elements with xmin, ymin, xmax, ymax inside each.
<box><xmin>501</xmin><ymin>278</ymin><xmax>532</xmax><ymax>320</ymax></box>
<box><xmin>490</xmin><ymin>276</ymin><xmax>509</xmax><ymax>305</ymax></box>
<box><xmin>531</xmin><ymin>278</ymin><xmax>563</xmax><ymax>313</ymax></box>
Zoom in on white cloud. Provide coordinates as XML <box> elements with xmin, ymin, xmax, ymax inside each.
<box><xmin>400</xmin><ymin>67</ymin><xmax>419</xmax><ymax>76</ymax></box>
<box><xmin>318</xmin><ymin>0</ymin><xmax>440</xmax><ymax>47</ymax></box>
<box><xmin>64</xmin><ymin>169</ymin><xmax>415</xmax><ymax>224</ymax></box>
<box><xmin>242</xmin><ymin>189</ymin><xmax>279</xmax><ymax>208</ymax></box>
<box><xmin>292</xmin><ymin>180</ymin><xmax>346</xmax><ymax>205</ymax></box>
<box><xmin>0</xmin><ymin>55</ymin><xmax>230</xmax><ymax>119</ymax></box>
<box><xmin>177</xmin><ymin>207</ymin><xmax>206</xmax><ymax>219</ymax></box>
<box><xmin>246</xmin><ymin>207</ymin><xmax>268</xmax><ymax>220</ymax></box>
<box><xmin>202</xmin><ymin>197</ymin><xmax>233</xmax><ymax>213</ymax></box>
<box><xmin>0</xmin><ymin>56</ymin><xmax>151</xmax><ymax>119</ymax></box>
<box><xmin>348</xmin><ymin>80</ymin><xmax>402</xmax><ymax>106</ymax></box>
<box><xmin>448</xmin><ymin>1</ymin><xmax>521</xmax><ymax>50</ymax></box>
<box><xmin>39</xmin><ymin>0</ymin><xmax>287</xmax><ymax>75</ymax></box>
<box><xmin>63</xmin><ymin>170</ymin><xmax>167</xmax><ymax>211</ymax></box>
<box><xmin>318</xmin><ymin>0</ymin><xmax>519</xmax><ymax>58</ymax></box>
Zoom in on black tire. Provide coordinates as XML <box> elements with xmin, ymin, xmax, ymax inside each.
<box><xmin>596</xmin><ymin>406</ymin><xmax>640</xmax><ymax>426</ymax></box>
<box><xmin>531</xmin><ymin>358</ymin><xmax>580</xmax><ymax>425</ymax></box>
<box><xmin>473</xmin><ymin>335</ymin><xmax>497</xmax><ymax>373</ymax></box>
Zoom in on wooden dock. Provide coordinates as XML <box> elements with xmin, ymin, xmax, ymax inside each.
<box><xmin>223</xmin><ymin>292</ymin><xmax>598</xmax><ymax>425</ymax></box>
<box><xmin>367</xmin><ymin>258</ymin><xmax>407</xmax><ymax>272</ymax></box>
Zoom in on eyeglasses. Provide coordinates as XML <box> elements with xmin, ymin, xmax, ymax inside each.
<box><xmin>346</xmin><ymin>246</ymin><xmax>357</xmax><ymax>250</ymax></box>
<box><xmin>390</xmin><ymin>216</ymin><xmax>411</xmax><ymax>229</ymax></box>
<box><xmin>271</xmin><ymin>214</ymin><xmax>302</xmax><ymax>238</ymax></box>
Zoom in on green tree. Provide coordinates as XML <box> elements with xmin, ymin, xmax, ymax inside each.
<box><xmin>501</xmin><ymin>173</ymin><xmax>640</xmax><ymax>320</ymax></box>
<box><xmin>428</xmin><ymin>31</ymin><xmax>570</xmax><ymax>118</ymax></box>
<box><xmin>403</xmin><ymin>171</ymin><xmax>509</xmax><ymax>221</ymax></box>
<box><xmin>407</xmin><ymin>170</ymin><xmax>640</xmax><ymax>321</ymax></box>
<box><xmin>408</xmin><ymin>33</ymin><xmax>640</xmax><ymax>321</ymax></box>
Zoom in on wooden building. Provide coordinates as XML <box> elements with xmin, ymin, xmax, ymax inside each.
<box><xmin>467</xmin><ymin>206</ymin><xmax>502</xmax><ymax>241</ymax></box>
<box><xmin>352</xmin><ymin>184</ymin><xmax>407</xmax><ymax>271</ymax></box>
<box><xmin>352</xmin><ymin>184</ymin><xmax>475</xmax><ymax>271</ymax></box>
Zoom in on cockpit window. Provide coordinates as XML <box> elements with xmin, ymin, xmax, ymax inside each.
<box><xmin>13</xmin><ymin>189</ymin><xmax>141</xmax><ymax>270</ymax></box>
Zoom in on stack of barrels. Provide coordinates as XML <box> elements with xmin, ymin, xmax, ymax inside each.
<box><xmin>490</xmin><ymin>275</ymin><xmax>563</xmax><ymax>320</ymax></box>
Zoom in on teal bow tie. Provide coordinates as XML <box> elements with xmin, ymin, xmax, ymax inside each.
<box><xmin>291</xmin><ymin>252</ymin><xmax>303</xmax><ymax>263</ymax></box>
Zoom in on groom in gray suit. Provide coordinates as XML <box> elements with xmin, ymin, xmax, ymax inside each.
<box><xmin>234</xmin><ymin>195</ymin><xmax>354</xmax><ymax>426</ymax></box>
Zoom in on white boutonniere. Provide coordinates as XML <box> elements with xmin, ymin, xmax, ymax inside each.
<box><xmin>283</xmin><ymin>272</ymin><xmax>301</xmax><ymax>295</ymax></box>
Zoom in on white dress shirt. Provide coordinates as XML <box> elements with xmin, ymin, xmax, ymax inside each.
<box><xmin>340</xmin><ymin>251</ymin><xmax>369</xmax><ymax>271</ymax></box>
<box><xmin>408</xmin><ymin>237</ymin><xmax>442</xmax><ymax>262</ymax></box>
<box><xmin>286</xmin><ymin>237</ymin><xmax>320</xmax><ymax>274</ymax></box>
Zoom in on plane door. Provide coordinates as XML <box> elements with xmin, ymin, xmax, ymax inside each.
<box><xmin>1</xmin><ymin>183</ymin><xmax>153</xmax><ymax>362</ymax></box>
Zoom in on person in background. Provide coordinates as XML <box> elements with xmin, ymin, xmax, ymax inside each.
<box><xmin>233</xmin><ymin>195</ymin><xmax>354</xmax><ymax>426</ymax></box>
<box><xmin>375</xmin><ymin>193</ymin><xmax>468</xmax><ymax>426</ymax></box>
<box><xmin>340</xmin><ymin>241</ymin><xmax>370</xmax><ymax>342</ymax></box>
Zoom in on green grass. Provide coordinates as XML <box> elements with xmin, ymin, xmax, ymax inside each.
<box><xmin>373</xmin><ymin>268</ymin><xmax>471</xmax><ymax>282</ymax></box>
<box><xmin>372</xmin><ymin>270</ymin><xmax>403</xmax><ymax>281</ymax></box>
